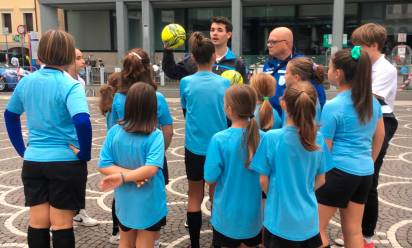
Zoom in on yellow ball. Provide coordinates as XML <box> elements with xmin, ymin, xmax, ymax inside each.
<box><xmin>161</xmin><ymin>24</ymin><xmax>186</xmax><ymax>49</ymax></box>
<box><xmin>221</xmin><ymin>70</ymin><xmax>244</xmax><ymax>85</ymax></box>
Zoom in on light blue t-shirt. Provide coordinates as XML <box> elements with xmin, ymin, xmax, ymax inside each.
<box><xmin>109</xmin><ymin>91</ymin><xmax>173</xmax><ymax>129</ymax></box>
<box><xmin>6</xmin><ymin>68</ymin><xmax>89</xmax><ymax>162</ymax></box>
<box><xmin>254</xmin><ymin>104</ymin><xmax>282</xmax><ymax>130</ymax></box>
<box><xmin>180</xmin><ymin>71</ymin><xmax>230</xmax><ymax>155</ymax></box>
<box><xmin>98</xmin><ymin>125</ymin><xmax>167</xmax><ymax>229</ymax></box>
<box><xmin>251</xmin><ymin>126</ymin><xmax>329</xmax><ymax>241</ymax></box>
<box><xmin>320</xmin><ymin>90</ymin><xmax>382</xmax><ymax>176</ymax></box>
<box><xmin>204</xmin><ymin>128</ymin><xmax>263</xmax><ymax>239</ymax></box>
<box><xmin>282</xmin><ymin>99</ymin><xmax>322</xmax><ymax>127</ymax></box>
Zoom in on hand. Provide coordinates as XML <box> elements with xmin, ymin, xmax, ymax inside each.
<box><xmin>100</xmin><ymin>174</ymin><xmax>122</xmax><ymax>192</ymax></box>
<box><xmin>69</xmin><ymin>144</ymin><xmax>80</xmax><ymax>155</ymax></box>
<box><xmin>135</xmin><ymin>179</ymin><xmax>149</xmax><ymax>188</ymax></box>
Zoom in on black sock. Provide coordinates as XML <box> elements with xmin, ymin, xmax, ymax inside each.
<box><xmin>112</xmin><ymin>199</ymin><xmax>119</xmax><ymax>235</ymax></box>
<box><xmin>187</xmin><ymin>211</ymin><xmax>202</xmax><ymax>248</ymax></box>
<box><xmin>52</xmin><ymin>228</ymin><xmax>75</xmax><ymax>248</ymax></box>
<box><xmin>28</xmin><ymin>226</ymin><xmax>50</xmax><ymax>248</ymax></box>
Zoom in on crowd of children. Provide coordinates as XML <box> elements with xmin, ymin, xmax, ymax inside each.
<box><xmin>3</xmin><ymin>18</ymin><xmax>397</xmax><ymax>248</ymax></box>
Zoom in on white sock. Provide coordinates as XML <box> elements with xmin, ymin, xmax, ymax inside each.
<box><xmin>364</xmin><ymin>236</ymin><xmax>373</xmax><ymax>244</ymax></box>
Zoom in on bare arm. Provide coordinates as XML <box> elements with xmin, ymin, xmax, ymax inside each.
<box><xmin>325</xmin><ymin>139</ymin><xmax>333</xmax><ymax>151</ymax></box>
<box><xmin>161</xmin><ymin>124</ymin><xmax>173</xmax><ymax>150</ymax></box>
<box><xmin>315</xmin><ymin>174</ymin><xmax>325</xmax><ymax>190</ymax></box>
<box><xmin>98</xmin><ymin>165</ymin><xmax>132</xmax><ymax>175</ymax></box>
<box><xmin>372</xmin><ymin>117</ymin><xmax>385</xmax><ymax>162</ymax></box>
<box><xmin>260</xmin><ymin>175</ymin><xmax>269</xmax><ymax>194</ymax></box>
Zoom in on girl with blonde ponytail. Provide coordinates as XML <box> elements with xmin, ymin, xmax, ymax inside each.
<box><xmin>204</xmin><ymin>84</ymin><xmax>263</xmax><ymax>247</ymax></box>
<box><xmin>250</xmin><ymin>73</ymin><xmax>282</xmax><ymax>131</ymax></box>
<box><xmin>251</xmin><ymin>81</ymin><xmax>329</xmax><ymax>248</ymax></box>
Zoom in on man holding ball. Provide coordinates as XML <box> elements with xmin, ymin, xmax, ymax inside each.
<box><xmin>162</xmin><ymin>16</ymin><xmax>247</xmax><ymax>83</ymax></box>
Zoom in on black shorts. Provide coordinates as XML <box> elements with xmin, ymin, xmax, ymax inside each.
<box><xmin>21</xmin><ymin>160</ymin><xmax>87</xmax><ymax>210</ymax></box>
<box><xmin>185</xmin><ymin>148</ymin><xmax>206</xmax><ymax>181</ymax></box>
<box><xmin>316</xmin><ymin>168</ymin><xmax>373</xmax><ymax>208</ymax></box>
<box><xmin>163</xmin><ymin>156</ymin><xmax>169</xmax><ymax>185</ymax></box>
<box><xmin>264</xmin><ymin>228</ymin><xmax>322</xmax><ymax>248</ymax></box>
<box><xmin>118</xmin><ymin>216</ymin><xmax>166</xmax><ymax>232</ymax></box>
<box><xmin>213</xmin><ymin>228</ymin><xmax>261</xmax><ymax>247</ymax></box>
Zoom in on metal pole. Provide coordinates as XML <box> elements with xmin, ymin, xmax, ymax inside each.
<box><xmin>331</xmin><ymin>0</ymin><xmax>345</xmax><ymax>54</ymax></box>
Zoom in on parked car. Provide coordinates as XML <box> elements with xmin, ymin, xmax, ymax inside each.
<box><xmin>0</xmin><ymin>66</ymin><xmax>30</xmax><ymax>91</ymax></box>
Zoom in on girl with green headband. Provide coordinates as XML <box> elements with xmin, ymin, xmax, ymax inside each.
<box><xmin>316</xmin><ymin>46</ymin><xmax>385</xmax><ymax>248</ymax></box>
<box><xmin>250</xmin><ymin>73</ymin><xmax>282</xmax><ymax>131</ymax></box>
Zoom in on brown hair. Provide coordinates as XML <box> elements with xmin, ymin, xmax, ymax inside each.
<box><xmin>225</xmin><ymin>85</ymin><xmax>259</xmax><ymax>167</ymax></box>
<box><xmin>98</xmin><ymin>72</ymin><xmax>121</xmax><ymax>115</ymax></box>
<box><xmin>37</xmin><ymin>30</ymin><xmax>75</xmax><ymax>66</ymax></box>
<box><xmin>189</xmin><ymin>32</ymin><xmax>215</xmax><ymax>65</ymax></box>
<box><xmin>250</xmin><ymin>73</ymin><xmax>276</xmax><ymax>131</ymax></box>
<box><xmin>351</xmin><ymin>23</ymin><xmax>387</xmax><ymax>51</ymax></box>
<box><xmin>211</xmin><ymin>16</ymin><xmax>233</xmax><ymax>32</ymax></box>
<box><xmin>119</xmin><ymin>48</ymin><xmax>156</xmax><ymax>93</ymax></box>
<box><xmin>331</xmin><ymin>49</ymin><xmax>372</xmax><ymax>123</ymax></box>
<box><xmin>284</xmin><ymin>82</ymin><xmax>319</xmax><ymax>151</ymax></box>
<box><xmin>119</xmin><ymin>82</ymin><xmax>157</xmax><ymax>134</ymax></box>
<box><xmin>288</xmin><ymin>57</ymin><xmax>324</xmax><ymax>84</ymax></box>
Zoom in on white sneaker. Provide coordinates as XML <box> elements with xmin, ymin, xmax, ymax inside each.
<box><xmin>73</xmin><ymin>209</ymin><xmax>98</xmax><ymax>227</ymax></box>
<box><xmin>154</xmin><ymin>240</ymin><xmax>160</xmax><ymax>248</ymax></box>
<box><xmin>109</xmin><ymin>234</ymin><xmax>120</xmax><ymax>245</ymax></box>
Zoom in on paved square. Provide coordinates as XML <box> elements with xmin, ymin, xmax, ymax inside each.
<box><xmin>0</xmin><ymin>97</ymin><xmax>411</xmax><ymax>248</ymax></box>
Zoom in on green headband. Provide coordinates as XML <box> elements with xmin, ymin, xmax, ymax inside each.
<box><xmin>351</xmin><ymin>45</ymin><xmax>362</xmax><ymax>61</ymax></box>
<box><xmin>263</xmin><ymin>96</ymin><xmax>270</xmax><ymax>101</ymax></box>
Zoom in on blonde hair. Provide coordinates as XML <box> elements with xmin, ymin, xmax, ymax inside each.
<box><xmin>37</xmin><ymin>30</ymin><xmax>75</xmax><ymax>66</ymax></box>
<box><xmin>351</xmin><ymin>23</ymin><xmax>387</xmax><ymax>51</ymax></box>
<box><xmin>250</xmin><ymin>73</ymin><xmax>276</xmax><ymax>131</ymax></box>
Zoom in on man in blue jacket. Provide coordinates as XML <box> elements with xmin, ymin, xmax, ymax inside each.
<box><xmin>263</xmin><ymin>27</ymin><xmax>302</xmax><ymax>115</ymax></box>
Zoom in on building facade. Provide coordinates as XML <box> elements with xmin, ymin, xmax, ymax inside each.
<box><xmin>38</xmin><ymin>0</ymin><xmax>412</xmax><ymax>68</ymax></box>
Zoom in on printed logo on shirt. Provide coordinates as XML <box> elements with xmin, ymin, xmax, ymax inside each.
<box><xmin>278</xmin><ymin>75</ymin><xmax>286</xmax><ymax>86</ymax></box>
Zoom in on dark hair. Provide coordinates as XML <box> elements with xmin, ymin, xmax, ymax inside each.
<box><xmin>332</xmin><ymin>49</ymin><xmax>372</xmax><ymax>124</ymax></box>
<box><xmin>189</xmin><ymin>32</ymin><xmax>215</xmax><ymax>65</ymax></box>
<box><xmin>37</xmin><ymin>30</ymin><xmax>75</xmax><ymax>66</ymax></box>
<box><xmin>211</xmin><ymin>16</ymin><xmax>233</xmax><ymax>32</ymax></box>
<box><xmin>98</xmin><ymin>72</ymin><xmax>121</xmax><ymax>115</ymax></box>
<box><xmin>250</xmin><ymin>73</ymin><xmax>276</xmax><ymax>131</ymax></box>
<box><xmin>99</xmin><ymin>85</ymin><xmax>115</xmax><ymax>115</ymax></box>
<box><xmin>288</xmin><ymin>57</ymin><xmax>324</xmax><ymax>84</ymax></box>
<box><xmin>351</xmin><ymin>23</ymin><xmax>387</xmax><ymax>51</ymax></box>
<box><xmin>119</xmin><ymin>82</ymin><xmax>157</xmax><ymax>134</ymax></box>
<box><xmin>224</xmin><ymin>85</ymin><xmax>259</xmax><ymax>167</ymax></box>
<box><xmin>119</xmin><ymin>48</ymin><xmax>156</xmax><ymax>93</ymax></box>
<box><xmin>284</xmin><ymin>82</ymin><xmax>319</xmax><ymax>151</ymax></box>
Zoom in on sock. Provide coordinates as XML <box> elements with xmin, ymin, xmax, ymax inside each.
<box><xmin>28</xmin><ymin>226</ymin><xmax>50</xmax><ymax>248</ymax></box>
<box><xmin>187</xmin><ymin>211</ymin><xmax>202</xmax><ymax>248</ymax></box>
<box><xmin>364</xmin><ymin>236</ymin><xmax>374</xmax><ymax>244</ymax></box>
<box><xmin>52</xmin><ymin>228</ymin><xmax>75</xmax><ymax>248</ymax></box>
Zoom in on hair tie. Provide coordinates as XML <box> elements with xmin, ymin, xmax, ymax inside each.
<box><xmin>263</xmin><ymin>96</ymin><xmax>270</xmax><ymax>101</ymax></box>
<box><xmin>312</xmin><ymin>63</ymin><xmax>318</xmax><ymax>71</ymax></box>
<box><xmin>249</xmin><ymin>113</ymin><xmax>255</xmax><ymax>119</ymax></box>
<box><xmin>129</xmin><ymin>52</ymin><xmax>142</xmax><ymax>60</ymax></box>
<box><xmin>351</xmin><ymin>46</ymin><xmax>362</xmax><ymax>61</ymax></box>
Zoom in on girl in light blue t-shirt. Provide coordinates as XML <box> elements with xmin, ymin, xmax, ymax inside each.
<box><xmin>205</xmin><ymin>85</ymin><xmax>263</xmax><ymax>247</ymax></box>
<box><xmin>98</xmin><ymin>83</ymin><xmax>167</xmax><ymax>248</ymax></box>
<box><xmin>251</xmin><ymin>81</ymin><xmax>328</xmax><ymax>248</ymax></box>
<box><xmin>316</xmin><ymin>47</ymin><xmax>385</xmax><ymax>248</ymax></box>
<box><xmin>250</xmin><ymin>73</ymin><xmax>282</xmax><ymax>131</ymax></box>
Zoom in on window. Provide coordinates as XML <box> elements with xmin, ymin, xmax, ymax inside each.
<box><xmin>2</xmin><ymin>13</ymin><xmax>12</xmax><ymax>34</ymax></box>
<box><xmin>23</xmin><ymin>13</ymin><xmax>34</xmax><ymax>32</ymax></box>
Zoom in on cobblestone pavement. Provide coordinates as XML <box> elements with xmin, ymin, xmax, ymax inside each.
<box><xmin>0</xmin><ymin>97</ymin><xmax>411</xmax><ymax>248</ymax></box>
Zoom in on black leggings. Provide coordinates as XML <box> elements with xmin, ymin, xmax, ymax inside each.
<box><xmin>112</xmin><ymin>199</ymin><xmax>119</xmax><ymax>236</ymax></box>
<box><xmin>362</xmin><ymin>116</ymin><xmax>398</xmax><ymax>237</ymax></box>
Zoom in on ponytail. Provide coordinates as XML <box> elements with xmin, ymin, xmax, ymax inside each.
<box><xmin>245</xmin><ymin>117</ymin><xmax>260</xmax><ymax>166</ymax></box>
<box><xmin>284</xmin><ymin>82</ymin><xmax>319</xmax><ymax>151</ymax></box>
<box><xmin>250</xmin><ymin>73</ymin><xmax>276</xmax><ymax>131</ymax></box>
<box><xmin>99</xmin><ymin>84</ymin><xmax>115</xmax><ymax>115</ymax></box>
<box><xmin>225</xmin><ymin>85</ymin><xmax>260</xmax><ymax>167</ymax></box>
<box><xmin>189</xmin><ymin>32</ymin><xmax>214</xmax><ymax>65</ymax></box>
<box><xmin>332</xmin><ymin>48</ymin><xmax>372</xmax><ymax>123</ymax></box>
<box><xmin>259</xmin><ymin>98</ymin><xmax>274</xmax><ymax>131</ymax></box>
<box><xmin>312</xmin><ymin>64</ymin><xmax>324</xmax><ymax>84</ymax></box>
